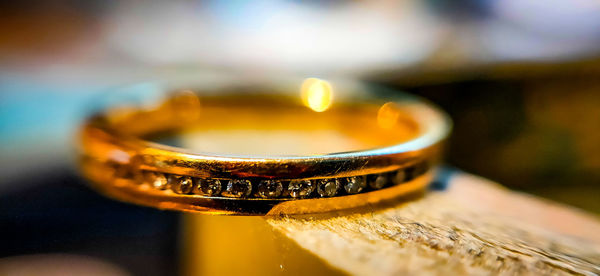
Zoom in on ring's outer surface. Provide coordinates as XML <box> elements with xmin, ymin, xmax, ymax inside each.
<box><xmin>78</xmin><ymin>80</ymin><xmax>451</xmax><ymax>216</ymax></box>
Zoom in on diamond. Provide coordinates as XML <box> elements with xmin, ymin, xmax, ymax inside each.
<box><xmin>369</xmin><ymin>174</ymin><xmax>390</xmax><ymax>189</ymax></box>
<box><xmin>317</xmin><ymin>179</ymin><xmax>340</xmax><ymax>197</ymax></box>
<box><xmin>394</xmin><ymin>170</ymin><xmax>406</xmax><ymax>184</ymax></box>
<box><xmin>167</xmin><ymin>174</ymin><xmax>181</xmax><ymax>188</ymax></box>
<box><xmin>223</xmin><ymin>179</ymin><xmax>252</xmax><ymax>198</ymax></box>
<box><xmin>196</xmin><ymin>179</ymin><xmax>222</xmax><ymax>196</ymax></box>
<box><xmin>257</xmin><ymin>180</ymin><xmax>283</xmax><ymax>198</ymax></box>
<box><xmin>150</xmin><ymin>172</ymin><xmax>168</xmax><ymax>190</ymax></box>
<box><xmin>287</xmin><ymin>180</ymin><xmax>314</xmax><ymax>198</ymax></box>
<box><xmin>172</xmin><ymin>176</ymin><xmax>194</xmax><ymax>194</ymax></box>
<box><xmin>344</xmin><ymin>176</ymin><xmax>367</xmax><ymax>194</ymax></box>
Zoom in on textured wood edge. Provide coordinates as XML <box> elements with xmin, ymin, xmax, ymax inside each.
<box><xmin>267</xmin><ymin>172</ymin><xmax>600</xmax><ymax>275</ymax></box>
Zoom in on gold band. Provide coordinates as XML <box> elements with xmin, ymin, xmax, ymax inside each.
<box><xmin>78</xmin><ymin>79</ymin><xmax>451</xmax><ymax>215</ymax></box>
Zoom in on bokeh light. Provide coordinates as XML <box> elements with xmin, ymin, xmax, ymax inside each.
<box><xmin>300</xmin><ymin>78</ymin><xmax>333</xmax><ymax>112</ymax></box>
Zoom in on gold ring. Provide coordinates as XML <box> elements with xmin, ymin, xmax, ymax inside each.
<box><xmin>78</xmin><ymin>78</ymin><xmax>451</xmax><ymax>215</ymax></box>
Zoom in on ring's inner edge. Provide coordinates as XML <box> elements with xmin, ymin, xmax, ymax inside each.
<box><xmin>103</xmin><ymin>93</ymin><xmax>422</xmax><ymax>156</ymax></box>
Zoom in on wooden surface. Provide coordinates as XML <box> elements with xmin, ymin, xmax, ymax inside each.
<box><xmin>267</xmin><ymin>172</ymin><xmax>600</xmax><ymax>275</ymax></box>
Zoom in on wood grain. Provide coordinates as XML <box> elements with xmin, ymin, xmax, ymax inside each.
<box><xmin>268</xmin><ymin>172</ymin><xmax>600</xmax><ymax>275</ymax></box>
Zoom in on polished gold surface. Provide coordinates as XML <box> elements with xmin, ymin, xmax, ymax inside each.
<box><xmin>182</xmin><ymin>215</ymin><xmax>346</xmax><ymax>276</ymax></box>
<box><xmin>78</xmin><ymin>81</ymin><xmax>451</xmax><ymax>215</ymax></box>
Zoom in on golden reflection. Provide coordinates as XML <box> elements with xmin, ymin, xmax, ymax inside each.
<box><xmin>79</xmin><ymin>90</ymin><xmax>448</xmax><ymax>215</ymax></box>
<box><xmin>301</xmin><ymin>78</ymin><xmax>333</xmax><ymax>112</ymax></box>
<box><xmin>377</xmin><ymin>102</ymin><xmax>401</xmax><ymax>129</ymax></box>
<box><xmin>166</xmin><ymin>90</ymin><xmax>202</xmax><ymax>122</ymax></box>
<box><xmin>182</xmin><ymin>215</ymin><xmax>344</xmax><ymax>275</ymax></box>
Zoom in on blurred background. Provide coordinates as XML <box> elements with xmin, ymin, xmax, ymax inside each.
<box><xmin>1</xmin><ymin>0</ymin><xmax>599</xmax><ymax>275</ymax></box>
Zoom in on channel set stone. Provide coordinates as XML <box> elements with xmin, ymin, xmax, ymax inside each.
<box><xmin>317</xmin><ymin>179</ymin><xmax>340</xmax><ymax>197</ymax></box>
<box><xmin>223</xmin><ymin>179</ymin><xmax>252</xmax><ymax>198</ymax></box>
<box><xmin>142</xmin><ymin>170</ymin><xmax>413</xmax><ymax>198</ymax></box>
<box><xmin>172</xmin><ymin>176</ymin><xmax>194</xmax><ymax>194</ymax></box>
<box><xmin>369</xmin><ymin>174</ymin><xmax>390</xmax><ymax>189</ymax></box>
<box><xmin>395</xmin><ymin>170</ymin><xmax>406</xmax><ymax>184</ymax></box>
<box><xmin>287</xmin><ymin>180</ymin><xmax>315</xmax><ymax>198</ymax></box>
<box><xmin>167</xmin><ymin>174</ymin><xmax>181</xmax><ymax>189</ymax></box>
<box><xmin>257</xmin><ymin>180</ymin><xmax>283</xmax><ymax>198</ymax></box>
<box><xmin>344</xmin><ymin>176</ymin><xmax>367</xmax><ymax>194</ymax></box>
<box><xmin>196</xmin><ymin>179</ymin><xmax>222</xmax><ymax>196</ymax></box>
<box><xmin>150</xmin><ymin>172</ymin><xmax>168</xmax><ymax>190</ymax></box>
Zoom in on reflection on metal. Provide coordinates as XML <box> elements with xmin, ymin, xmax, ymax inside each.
<box><xmin>79</xmin><ymin>88</ymin><xmax>451</xmax><ymax>215</ymax></box>
<box><xmin>377</xmin><ymin>102</ymin><xmax>401</xmax><ymax>129</ymax></box>
<box><xmin>301</xmin><ymin>78</ymin><xmax>333</xmax><ymax>112</ymax></box>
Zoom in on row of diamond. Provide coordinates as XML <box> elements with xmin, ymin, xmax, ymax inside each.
<box><xmin>113</xmin><ymin>161</ymin><xmax>429</xmax><ymax>199</ymax></box>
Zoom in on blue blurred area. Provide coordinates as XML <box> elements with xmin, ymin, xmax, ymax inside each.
<box><xmin>0</xmin><ymin>77</ymin><xmax>100</xmax><ymax>149</ymax></box>
<box><xmin>0</xmin><ymin>77</ymin><xmax>167</xmax><ymax>159</ymax></box>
